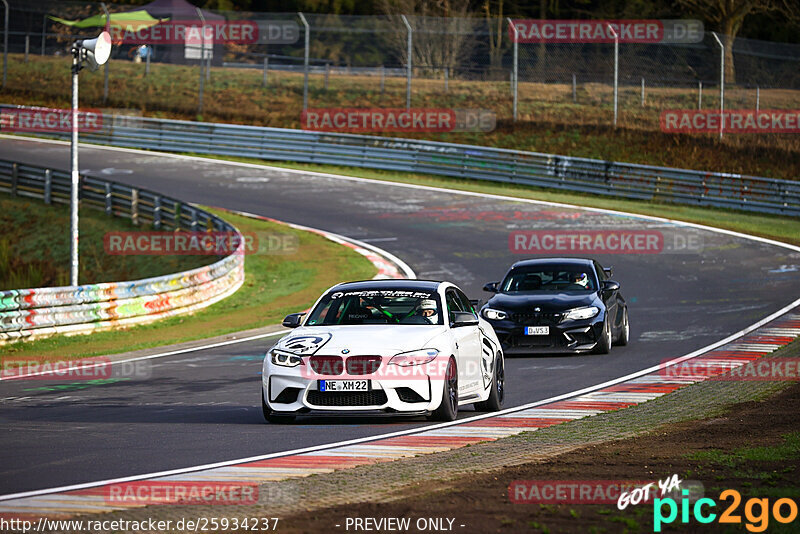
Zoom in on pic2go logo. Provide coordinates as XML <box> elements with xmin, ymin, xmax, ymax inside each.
<box><xmin>654</xmin><ymin>489</ymin><xmax>798</xmax><ymax>532</ymax></box>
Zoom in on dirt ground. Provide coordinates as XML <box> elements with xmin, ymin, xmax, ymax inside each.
<box><xmin>278</xmin><ymin>383</ymin><xmax>800</xmax><ymax>533</ymax></box>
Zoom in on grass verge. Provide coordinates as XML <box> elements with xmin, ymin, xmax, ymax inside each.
<box><xmin>191</xmin><ymin>155</ymin><xmax>800</xmax><ymax>247</ymax></box>
<box><xmin>0</xmin><ymin>207</ymin><xmax>376</xmax><ymax>363</ymax></box>
<box><xmin>1</xmin><ymin>194</ymin><xmax>214</xmax><ymax>288</ymax></box>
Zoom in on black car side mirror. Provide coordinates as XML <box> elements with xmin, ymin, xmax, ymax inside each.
<box><xmin>602</xmin><ymin>280</ymin><xmax>620</xmax><ymax>293</ymax></box>
<box><xmin>282</xmin><ymin>313</ymin><xmax>306</xmax><ymax>328</ymax></box>
<box><xmin>483</xmin><ymin>281</ymin><xmax>499</xmax><ymax>293</ymax></box>
<box><xmin>451</xmin><ymin>311</ymin><xmax>479</xmax><ymax>328</ymax></box>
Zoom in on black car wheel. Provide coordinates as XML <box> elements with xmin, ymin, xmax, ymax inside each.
<box><xmin>616</xmin><ymin>308</ymin><xmax>630</xmax><ymax>346</ymax></box>
<box><xmin>262</xmin><ymin>392</ymin><xmax>296</xmax><ymax>424</ymax></box>
<box><xmin>430</xmin><ymin>357</ymin><xmax>458</xmax><ymax>421</ymax></box>
<box><xmin>475</xmin><ymin>351</ymin><xmax>504</xmax><ymax>412</ymax></box>
<box><xmin>593</xmin><ymin>318</ymin><xmax>612</xmax><ymax>354</ymax></box>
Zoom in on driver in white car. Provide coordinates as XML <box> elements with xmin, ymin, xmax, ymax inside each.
<box><xmin>417</xmin><ymin>299</ymin><xmax>439</xmax><ymax>324</ymax></box>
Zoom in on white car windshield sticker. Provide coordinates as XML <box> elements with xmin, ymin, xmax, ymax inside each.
<box><xmin>330</xmin><ymin>290</ymin><xmax>433</xmax><ymax>299</ymax></box>
<box><xmin>279</xmin><ymin>333</ymin><xmax>332</xmax><ymax>355</ymax></box>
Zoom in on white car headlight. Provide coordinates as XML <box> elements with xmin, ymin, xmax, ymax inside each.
<box><xmin>564</xmin><ymin>306</ymin><xmax>600</xmax><ymax>321</ymax></box>
<box><xmin>482</xmin><ymin>308</ymin><xmax>507</xmax><ymax>321</ymax></box>
<box><xmin>270</xmin><ymin>349</ymin><xmax>303</xmax><ymax>367</ymax></box>
<box><xmin>388</xmin><ymin>348</ymin><xmax>439</xmax><ymax>366</ymax></box>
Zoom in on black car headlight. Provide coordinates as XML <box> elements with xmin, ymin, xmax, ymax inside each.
<box><xmin>270</xmin><ymin>349</ymin><xmax>303</xmax><ymax>367</ymax></box>
<box><xmin>563</xmin><ymin>306</ymin><xmax>600</xmax><ymax>321</ymax></box>
<box><xmin>482</xmin><ymin>308</ymin><xmax>508</xmax><ymax>321</ymax></box>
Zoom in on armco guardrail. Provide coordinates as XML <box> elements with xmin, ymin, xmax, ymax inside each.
<box><xmin>3</xmin><ymin>105</ymin><xmax>798</xmax><ymax>216</ymax></box>
<box><xmin>0</xmin><ymin>159</ymin><xmax>245</xmax><ymax>344</ymax></box>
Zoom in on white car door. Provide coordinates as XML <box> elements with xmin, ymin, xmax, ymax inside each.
<box><xmin>445</xmin><ymin>288</ymin><xmax>482</xmax><ymax>398</ymax></box>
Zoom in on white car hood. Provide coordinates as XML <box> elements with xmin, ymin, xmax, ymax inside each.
<box><xmin>275</xmin><ymin>325</ymin><xmax>448</xmax><ymax>355</ymax></box>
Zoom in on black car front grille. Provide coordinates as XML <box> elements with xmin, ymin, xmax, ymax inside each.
<box><xmin>345</xmin><ymin>355</ymin><xmax>382</xmax><ymax>375</ymax></box>
<box><xmin>306</xmin><ymin>390</ymin><xmax>388</xmax><ymax>407</ymax></box>
<box><xmin>510</xmin><ymin>312</ymin><xmax>563</xmax><ymax>325</ymax></box>
<box><xmin>309</xmin><ymin>356</ymin><xmax>344</xmax><ymax>375</ymax></box>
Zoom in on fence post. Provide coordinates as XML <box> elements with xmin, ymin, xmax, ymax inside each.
<box><xmin>507</xmin><ymin>18</ymin><xmax>518</xmax><ymax>122</ymax></box>
<box><xmin>698</xmin><ymin>81</ymin><xmax>702</xmax><ymax>110</ymax></box>
<box><xmin>401</xmin><ymin>15</ymin><xmax>412</xmax><ymax>110</ymax></box>
<box><xmin>25</xmin><ymin>34</ymin><xmax>29</xmax><ymax>62</ymax></box>
<box><xmin>380</xmin><ymin>64</ymin><xmax>385</xmax><ymax>94</ymax></box>
<box><xmin>444</xmin><ymin>66</ymin><xmax>448</xmax><ymax>92</ymax></box>
<box><xmin>195</xmin><ymin>8</ymin><xmax>206</xmax><ymax>114</ymax></box>
<box><xmin>2</xmin><ymin>0</ymin><xmax>8</xmax><ymax>88</ymax></box>
<box><xmin>324</xmin><ymin>61</ymin><xmax>330</xmax><ymax>90</ymax></box>
<box><xmin>10</xmin><ymin>162</ymin><xmax>17</xmax><ymax>196</ymax></box>
<box><xmin>44</xmin><ymin>169</ymin><xmax>52</xmax><ymax>204</ymax></box>
<box><xmin>607</xmin><ymin>23</ymin><xmax>619</xmax><ymax>128</ymax></box>
<box><xmin>145</xmin><ymin>48</ymin><xmax>150</xmax><ymax>76</ymax></box>
<box><xmin>756</xmin><ymin>86</ymin><xmax>760</xmax><ymax>113</ymax></box>
<box><xmin>572</xmin><ymin>73</ymin><xmax>576</xmax><ymax>103</ymax></box>
<box><xmin>298</xmin><ymin>12</ymin><xmax>310</xmax><ymax>111</ymax></box>
<box><xmin>41</xmin><ymin>13</ymin><xmax>47</xmax><ymax>55</ymax></box>
<box><xmin>641</xmin><ymin>77</ymin><xmax>645</xmax><ymax>106</ymax></box>
<box><xmin>711</xmin><ymin>32</ymin><xmax>724</xmax><ymax>141</ymax></box>
<box><xmin>262</xmin><ymin>56</ymin><xmax>268</xmax><ymax>87</ymax></box>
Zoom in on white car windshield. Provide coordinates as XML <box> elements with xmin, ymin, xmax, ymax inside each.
<box><xmin>306</xmin><ymin>289</ymin><xmax>444</xmax><ymax>326</ymax></box>
<box><xmin>501</xmin><ymin>267</ymin><xmax>596</xmax><ymax>292</ymax></box>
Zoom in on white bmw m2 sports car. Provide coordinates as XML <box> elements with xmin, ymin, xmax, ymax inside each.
<box><xmin>261</xmin><ymin>280</ymin><xmax>505</xmax><ymax>423</ymax></box>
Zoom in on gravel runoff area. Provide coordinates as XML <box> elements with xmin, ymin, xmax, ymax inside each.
<box><xmin>39</xmin><ymin>338</ymin><xmax>800</xmax><ymax>534</ymax></box>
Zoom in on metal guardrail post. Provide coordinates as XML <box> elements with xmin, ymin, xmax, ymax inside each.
<box><xmin>104</xmin><ymin>182</ymin><xmax>112</xmax><ymax>214</ymax></box>
<box><xmin>298</xmin><ymin>12</ymin><xmax>309</xmax><ymax>111</ymax></box>
<box><xmin>131</xmin><ymin>188</ymin><xmax>139</xmax><ymax>225</ymax></box>
<box><xmin>153</xmin><ymin>195</ymin><xmax>162</xmax><ymax>229</ymax></box>
<box><xmin>44</xmin><ymin>169</ymin><xmax>51</xmax><ymax>204</ymax></box>
<box><xmin>400</xmin><ymin>15</ymin><xmax>412</xmax><ymax>110</ymax></box>
<box><xmin>10</xmin><ymin>162</ymin><xmax>17</xmax><ymax>196</ymax></box>
<box><xmin>711</xmin><ymin>32</ymin><xmax>725</xmax><ymax>141</ymax></box>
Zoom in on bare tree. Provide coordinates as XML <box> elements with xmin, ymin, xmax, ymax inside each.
<box><xmin>677</xmin><ymin>0</ymin><xmax>799</xmax><ymax>83</ymax></box>
<box><xmin>483</xmin><ymin>0</ymin><xmax>504</xmax><ymax>78</ymax></box>
<box><xmin>380</xmin><ymin>0</ymin><xmax>478</xmax><ymax>78</ymax></box>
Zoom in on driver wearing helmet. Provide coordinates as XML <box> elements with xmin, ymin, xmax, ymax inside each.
<box><xmin>570</xmin><ymin>272</ymin><xmax>590</xmax><ymax>289</ymax></box>
<box><xmin>416</xmin><ymin>299</ymin><xmax>439</xmax><ymax>324</ymax></box>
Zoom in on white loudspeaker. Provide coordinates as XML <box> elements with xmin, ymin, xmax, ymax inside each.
<box><xmin>81</xmin><ymin>31</ymin><xmax>112</xmax><ymax>71</ymax></box>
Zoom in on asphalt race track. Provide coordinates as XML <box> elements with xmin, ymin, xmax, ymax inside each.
<box><xmin>2</xmin><ymin>136</ymin><xmax>799</xmax><ymax>496</ymax></box>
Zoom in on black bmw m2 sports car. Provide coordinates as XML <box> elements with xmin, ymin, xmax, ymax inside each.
<box><xmin>480</xmin><ymin>258</ymin><xmax>629</xmax><ymax>355</ymax></box>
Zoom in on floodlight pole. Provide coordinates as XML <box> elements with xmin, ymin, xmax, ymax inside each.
<box><xmin>607</xmin><ymin>22</ymin><xmax>619</xmax><ymax>128</ymax></box>
<box><xmin>507</xmin><ymin>18</ymin><xmax>518</xmax><ymax>121</ymax></box>
<box><xmin>298</xmin><ymin>12</ymin><xmax>309</xmax><ymax>111</ymax></box>
<box><xmin>195</xmin><ymin>8</ymin><xmax>205</xmax><ymax>114</ymax></box>
<box><xmin>70</xmin><ymin>43</ymin><xmax>81</xmax><ymax>286</ymax></box>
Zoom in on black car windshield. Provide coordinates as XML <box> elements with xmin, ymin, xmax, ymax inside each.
<box><xmin>305</xmin><ymin>289</ymin><xmax>444</xmax><ymax>326</ymax></box>
<box><xmin>501</xmin><ymin>266</ymin><xmax>597</xmax><ymax>292</ymax></box>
